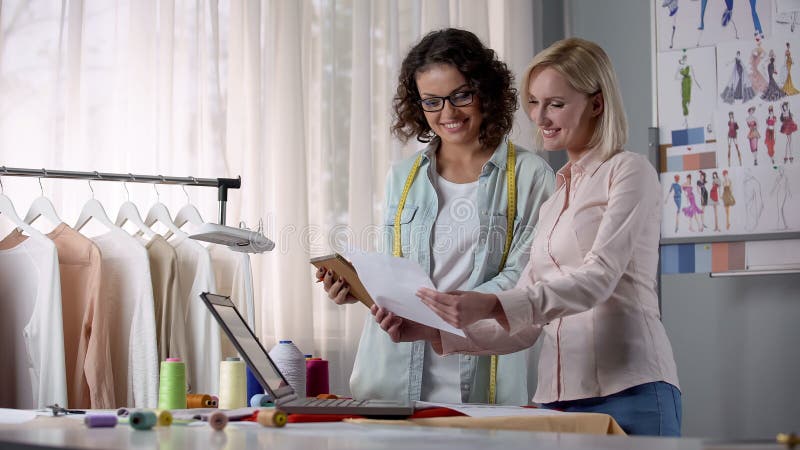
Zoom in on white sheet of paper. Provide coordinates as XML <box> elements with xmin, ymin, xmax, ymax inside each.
<box><xmin>414</xmin><ymin>401</ymin><xmax>566</xmax><ymax>418</ymax></box>
<box><xmin>345</xmin><ymin>251</ymin><xmax>466</xmax><ymax>337</ymax></box>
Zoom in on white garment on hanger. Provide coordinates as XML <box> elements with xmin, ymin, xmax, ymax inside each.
<box><xmin>170</xmin><ymin>234</ymin><xmax>219</xmax><ymax>395</ymax></box>
<box><xmin>92</xmin><ymin>228</ymin><xmax>159</xmax><ymax>408</ymax></box>
<box><xmin>0</xmin><ymin>235</ymin><xmax>67</xmax><ymax>408</ymax></box>
<box><xmin>209</xmin><ymin>245</ymin><xmax>255</xmax><ymax>358</ymax></box>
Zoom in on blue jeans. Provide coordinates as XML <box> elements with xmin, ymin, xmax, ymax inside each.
<box><xmin>541</xmin><ymin>382</ymin><xmax>682</xmax><ymax>436</ymax></box>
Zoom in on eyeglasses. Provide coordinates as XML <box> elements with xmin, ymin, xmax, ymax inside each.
<box><xmin>418</xmin><ymin>91</ymin><xmax>475</xmax><ymax>112</ymax></box>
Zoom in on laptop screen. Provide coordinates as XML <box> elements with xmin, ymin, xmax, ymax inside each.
<box><xmin>201</xmin><ymin>293</ymin><xmax>295</xmax><ymax>400</ymax></box>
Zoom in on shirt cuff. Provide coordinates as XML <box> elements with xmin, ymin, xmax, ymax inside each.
<box><xmin>495</xmin><ymin>287</ymin><xmax>534</xmax><ymax>335</ymax></box>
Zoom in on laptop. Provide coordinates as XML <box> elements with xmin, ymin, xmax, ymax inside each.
<box><xmin>200</xmin><ymin>292</ymin><xmax>414</xmax><ymax>417</ymax></box>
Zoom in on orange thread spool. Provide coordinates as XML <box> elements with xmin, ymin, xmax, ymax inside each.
<box><xmin>186</xmin><ymin>394</ymin><xmax>217</xmax><ymax>408</ymax></box>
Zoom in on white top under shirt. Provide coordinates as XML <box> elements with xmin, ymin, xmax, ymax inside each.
<box><xmin>421</xmin><ymin>174</ymin><xmax>479</xmax><ymax>403</ymax></box>
<box><xmin>0</xmin><ymin>235</ymin><xmax>67</xmax><ymax>409</ymax></box>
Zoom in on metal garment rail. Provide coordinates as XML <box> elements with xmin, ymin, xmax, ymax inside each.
<box><xmin>0</xmin><ymin>166</ymin><xmax>241</xmax><ymax>225</ymax></box>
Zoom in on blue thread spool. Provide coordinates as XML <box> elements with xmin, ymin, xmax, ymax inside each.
<box><xmin>250</xmin><ymin>393</ymin><xmax>272</xmax><ymax>407</ymax></box>
<box><xmin>246</xmin><ymin>366</ymin><xmax>262</xmax><ymax>402</ymax></box>
<box><xmin>129</xmin><ymin>410</ymin><xmax>157</xmax><ymax>430</ymax></box>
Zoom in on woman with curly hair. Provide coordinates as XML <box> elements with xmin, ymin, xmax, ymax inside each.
<box><xmin>316</xmin><ymin>28</ymin><xmax>554</xmax><ymax>405</ymax></box>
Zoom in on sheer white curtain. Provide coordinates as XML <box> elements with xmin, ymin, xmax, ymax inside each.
<box><xmin>0</xmin><ymin>0</ymin><xmax>537</xmax><ymax>395</ymax></box>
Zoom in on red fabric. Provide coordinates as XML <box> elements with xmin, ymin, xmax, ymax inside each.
<box><xmin>285</xmin><ymin>406</ymin><xmax>467</xmax><ymax>423</ymax></box>
<box><xmin>287</xmin><ymin>413</ymin><xmax>364</xmax><ymax>423</ymax></box>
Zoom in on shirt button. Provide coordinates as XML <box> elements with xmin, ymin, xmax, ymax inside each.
<box><xmin>462</xmin><ymin>384</ymin><xmax>470</xmax><ymax>390</ymax></box>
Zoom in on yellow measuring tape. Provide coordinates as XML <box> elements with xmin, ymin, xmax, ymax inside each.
<box><xmin>393</xmin><ymin>141</ymin><xmax>516</xmax><ymax>404</ymax></box>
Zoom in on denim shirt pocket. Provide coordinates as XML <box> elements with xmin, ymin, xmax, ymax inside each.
<box><xmin>385</xmin><ymin>203</ymin><xmax>420</xmax><ymax>256</ymax></box>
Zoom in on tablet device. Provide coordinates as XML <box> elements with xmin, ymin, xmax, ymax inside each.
<box><xmin>310</xmin><ymin>253</ymin><xmax>374</xmax><ymax>308</ymax></box>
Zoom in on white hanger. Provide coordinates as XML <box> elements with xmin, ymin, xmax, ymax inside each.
<box><xmin>0</xmin><ymin>175</ymin><xmax>49</xmax><ymax>240</ymax></box>
<box><xmin>74</xmin><ymin>177</ymin><xmax>117</xmax><ymax>232</ymax></box>
<box><xmin>165</xmin><ymin>182</ymin><xmax>205</xmax><ymax>240</ymax></box>
<box><xmin>143</xmin><ymin>181</ymin><xmax>188</xmax><ymax>239</ymax></box>
<box><xmin>173</xmin><ymin>182</ymin><xmax>205</xmax><ymax>228</ymax></box>
<box><xmin>24</xmin><ymin>172</ymin><xmax>62</xmax><ymax>227</ymax></box>
<box><xmin>114</xmin><ymin>180</ymin><xmax>156</xmax><ymax>240</ymax></box>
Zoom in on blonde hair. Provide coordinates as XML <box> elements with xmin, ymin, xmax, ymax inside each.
<box><xmin>522</xmin><ymin>38</ymin><xmax>628</xmax><ymax>160</ymax></box>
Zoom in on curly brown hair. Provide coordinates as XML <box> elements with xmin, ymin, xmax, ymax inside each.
<box><xmin>391</xmin><ymin>28</ymin><xmax>518</xmax><ymax>150</ymax></box>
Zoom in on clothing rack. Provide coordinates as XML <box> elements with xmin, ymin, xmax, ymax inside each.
<box><xmin>0</xmin><ymin>166</ymin><xmax>241</xmax><ymax>225</ymax></box>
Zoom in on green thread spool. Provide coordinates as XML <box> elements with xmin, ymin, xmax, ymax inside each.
<box><xmin>158</xmin><ymin>358</ymin><xmax>187</xmax><ymax>410</ymax></box>
<box><xmin>129</xmin><ymin>410</ymin><xmax>157</xmax><ymax>430</ymax></box>
<box><xmin>218</xmin><ymin>357</ymin><xmax>247</xmax><ymax>409</ymax></box>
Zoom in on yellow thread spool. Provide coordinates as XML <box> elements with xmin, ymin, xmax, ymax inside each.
<box><xmin>153</xmin><ymin>409</ymin><xmax>173</xmax><ymax>427</ymax></box>
<box><xmin>218</xmin><ymin>357</ymin><xmax>247</xmax><ymax>409</ymax></box>
<box><xmin>257</xmin><ymin>409</ymin><xmax>287</xmax><ymax>428</ymax></box>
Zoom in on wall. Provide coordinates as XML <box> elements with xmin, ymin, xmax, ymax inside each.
<box><xmin>562</xmin><ymin>0</ymin><xmax>800</xmax><ymax>439</ymax></box>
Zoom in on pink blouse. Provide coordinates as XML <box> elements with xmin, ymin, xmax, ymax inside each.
<box><xmin>440</xmin><ymin>149</ymin><xmax>679</xmax><ymax>404</ymax></box>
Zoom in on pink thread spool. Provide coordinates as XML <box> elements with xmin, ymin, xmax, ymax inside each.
<box><xmin>305</xmin><ymin>358</ymin><xmax>329</xmax><ymax>397</ymax></box>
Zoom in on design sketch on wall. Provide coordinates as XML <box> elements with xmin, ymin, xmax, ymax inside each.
<box><xmin>678</xmin><ymin>51</ymin><xmax>703</xmax><ymax>127</ymax></box>
<box><xmin>773</xmin><ymin>0</ymin><xmax>800</xmax><ymax>35</ymax></box>
<box><xmin>710</xmin><ymin>170</ymin><xmax>723</xmax><ymax>231</ymax></box>
<box><xmin>683</xmin><ymin>173</ymin><xmax>705</xmax><ymax>231</ymax></box>
<box><xmin>660</xmin><ymin>165</ymin><xmax>800</xmax><ymax>238</ymax></box>
<box><xmin>746</xmin><ymin>106</ymin><xmax>763</xmax><ymax>164</ymax></box>
<box><xmin>770</xmin><ymin>165</ymin><xmax>792</xmax><ymax>228</ymax></box>
<box><xmin>780</xmin><ymin>99</ymin><xmax>798</xmax><ymax>162</ymax></box>
<box><xmin>763</xmin><ymin>48</ymin><xmax>789</xmax><ymax>99</ymax></box>
<box><xmin>766</xmin><ymin>104</ymin><xmax>778</xmax><ymax>163</ymax></box>
<box><xmin>665</xmin><ymin>174</ymin><xmax>684</xmax><ymax>232</ymax></box>
<box><xmin>722</xmin><ymin>169</ymin><xmax>737</xmax><ymax>229</ymax></box>
<box><xmin>697</xmin><ymin>170</ymin><xmax>711</xmax><ymax>229</ymax></box>
<box><xmin>751</xmin><ymin>42</ymin><xmax>770</xmax><ymax>95</ymax></box>
<box><xmin>743</xmin><ymin>168</ymin><xmax>765</xmax><ymax>230</ymax></box>
<box><xmin>722</xmin><ymin>50</ymin><xmax>759</xmax><ymax>103</ymax></box>
<box><xmin>783</xmin><ymin>42</ymin><xmax>800</xmax><ymax>93</ymax></box>
<box><xmin>727</xmin><ymin>111</ymin><xmax>744</xmax><ymax>165</ymax></box>
<box><xmin>657</xmin><ymin>46</ymin><xmax>717</xmax><ymax>145</ymax></box>
<box><xmin>657</xmin><ymin>0</ymin><xmax>773</xmax><ymax>51</ymax></box>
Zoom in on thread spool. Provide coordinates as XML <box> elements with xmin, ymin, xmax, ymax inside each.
<box><xmin>269</xmin><ymin>340</ymin><xmax>306</xmax><ymax>398</ymax></box>
<box><xmin>153</xmin><ymin>409</ymin><xmax>173</xmax><ymax>427</ymax></box>
<box><xmin>85</xmin><ymin>414</ymin><xmax>118</xmax><ymax>428</ymax></box>
<box><xmin>207</xmin><ymin>411</ymin><xmax>228</xmax><ymax>430</ymax></box>
<box><xmin>211</xmin><ymin>395</ymin><xmax>219</xmax><ymax>406</ymax></box>
<box><xmin>186</xmin><ymin>393</ymin><xmax>217</xmax><ymax>408</ymax></box>
<box><xmin>250</xmin><ymin>393</ymin><xmax>272</xmax><ymax>407</ymax></box>
<box><xmin>305</xmin><ymin>358</ymin><xmax>329</xmax><ymax>397</ymax></box>
<box><xmin>218</xmin><ymin>357</ymin><xmax>247</xmax><ymax>409</ymax></box>
<box><xmin>158</xmin><ymin>358</ymin><xmax>187</xmax><ymax>410</ymax></box>
<box><xmin>256</xmin><ymin>409</ymin><xmax>287</xmax><ymax>428</ymax></box>
<box><xmin>129</xmin><ymin>411</ymin><xmax>157</xmax><ymax>430</ymax></box>
<box><xmin>246</xmin><ymin>366</ymin><xmax>262</xmax><ymax>402</ymax></box>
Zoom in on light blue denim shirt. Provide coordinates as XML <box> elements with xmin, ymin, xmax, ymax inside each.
<box><xmin>350</xmin><ymin>137</ymin><xmax>555</xmax><ymax>405</ymax></box>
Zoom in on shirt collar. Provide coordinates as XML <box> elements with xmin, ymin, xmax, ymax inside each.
<box><xmin>555</xmin><ymin>147</ymin><xmax>606</xmax><ymax>189</ymax></box>
<box><xmin>420</xmin><ymin>138</ymin><xmax>509</xmax><ymax>171</ymax></box>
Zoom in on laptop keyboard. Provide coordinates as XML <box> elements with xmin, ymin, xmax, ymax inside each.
<box><xmin>294</xmin><ymin>398</ymin><xmax>367</xmax><ymax>407</ymax></box>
